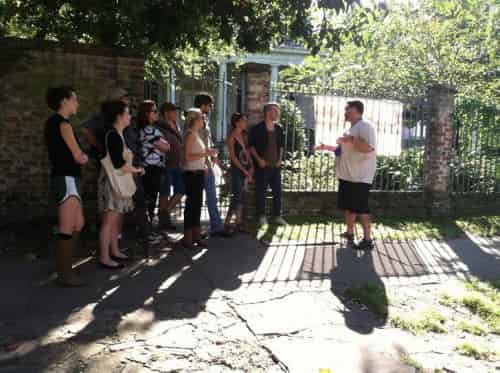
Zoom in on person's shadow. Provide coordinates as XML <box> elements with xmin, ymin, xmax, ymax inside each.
<box><xmin>330</xmin><ymin>243</ymin><xmax>388</xmax><ymax>334</ymax></box>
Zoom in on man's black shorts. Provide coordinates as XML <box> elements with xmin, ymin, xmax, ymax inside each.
<box><xmin>337</xmin><ymin>179</ymin><xmax>371</xmax><ymax>214</ymax></box>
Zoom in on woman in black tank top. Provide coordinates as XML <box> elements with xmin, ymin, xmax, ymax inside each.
<box><xmin>224</xmin><ymin>113</ymin><xmax>254</xmax><ymax>232</ymax></box>
<box><xmin>44</xmin><ymin>86</ymin><xmax>89</xmax><ymax>287</ymax></box>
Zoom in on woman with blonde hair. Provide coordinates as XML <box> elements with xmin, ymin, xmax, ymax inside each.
<box><xmin>182</xmin><ymin>108</ymin><xmax>218</xmax><ymax>248</ymax></box>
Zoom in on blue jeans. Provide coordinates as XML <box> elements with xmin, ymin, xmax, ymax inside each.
<box><xmin>255</xmin><ymin>167</ymin><xmax>282</xmax><ymax>217</ymax></box>
<box><xmin>204</xmin><ymin>168</ymin><xmax>224</xmax><ymax>233</ymax></box>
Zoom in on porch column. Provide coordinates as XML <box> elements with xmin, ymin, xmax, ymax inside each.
<box><xmin>270</xmin><ymin>64</ymin><xmax>279</xmax><ymax>101</ymax></box>
<box><xmin>216</xmin><ymin>61</ymin><xmax>227</xmax><ymax>142</ymax></box>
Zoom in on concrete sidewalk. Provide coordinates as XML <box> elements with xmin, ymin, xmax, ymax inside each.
<box><xmin>1</xmin><ymin>232</ymin><xmax>499</xmax><ymax>372</ymax></box>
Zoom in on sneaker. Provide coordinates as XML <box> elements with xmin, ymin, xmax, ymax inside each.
<box><xmin>340</xmin><ymin>232</ymin><xmax>355</xmax><ymax>243</ymax></box>
<box><xmin>357</xmin><ymin>238</ymin><xmax>374</xmax><ymax>251</ymax></box>
<box><xmin>258</xmin><ymin>216</ymin><xmax>268</xmax><ymax>226</ymax></box>
<box><xmin>273</xmin><ymin>216</ymin><xmax>288</xmax><ymax>226</ymax></box>
<box><xmin>150</xmin><ymin>232</ymin><xmax>163</xmax><ymax>240</ymax></box>
<box><xmin>147</xmin><ymin>234</ymin><xmax>162</xmax><ymax>245</ymax></box>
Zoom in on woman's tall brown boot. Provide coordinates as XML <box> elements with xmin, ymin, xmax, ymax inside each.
<box><xmin>55</xmin><ymin>234</ymin><xmax>86</xmax><ymax>287</ymax></box>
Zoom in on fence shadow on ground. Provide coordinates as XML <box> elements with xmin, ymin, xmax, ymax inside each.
<box><xmin>1</xmin><ymin>214</ymin><xmax>499</xmax><ymax>372</ymax></box>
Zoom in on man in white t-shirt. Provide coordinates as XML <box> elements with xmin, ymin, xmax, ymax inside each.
<box><xmin>335</xmin><ymin>100</ymin><xmax>377</xmax><ymax>251</ymax></box>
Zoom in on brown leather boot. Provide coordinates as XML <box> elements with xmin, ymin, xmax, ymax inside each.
<box><xmin>55</xmin><ymin>235</ymin><xmax>86</xmax><ymax>287</ymax></box>
<box><xmin>159</xmin><ymin>210</ymin><xmax>176</xmax><ymax>230</ymax></box>
<box><xmin>181</xmin><ymin>229</ymin><xmax>196</xmax><ymax>250</ymax></box>
<box><xmin>192</xmin><ymin>226</ymin><xmax>208</xmax><ymax>248</ymax></box>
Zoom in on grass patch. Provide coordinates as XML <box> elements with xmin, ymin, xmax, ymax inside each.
<box><xmin>461</xmin><ymin>293</ymin><xmax>499</xmax><ymax>333</ymax></box>
<box><xmin>400</xmin><ymin>353</ymin><xmax>424</xmax><ymax>372</ymax></box>
<box><xmin>254</xmin><ymin>214</ymin><xmax>500</xmax><ymax>242</ymax></box>
<box><xmin>455</xmin><ymin>343</ymin><xmax>497</xmax><ymax>361</ymax></box>
<box><xmin>390</xmin><ymin>309</ymin><xmax>447</xmax><ymax>335</ymax></box>
<box><xmin>438</xmin><ymin>278</ymin><xmax>500</xmax><ymax>334</ymax></box>
<box><xmin>457</xmin><ymin>320</ymin><xmax>487</xmax><ymax>336</ymax></box>
<box><xmin>343</xmin><ymin>284</ymin><xmax>388</xmax><ymax>318</ymax></box>
<box><xmin>456</xmin><ymin>216</ymin><xmax>500</xmax><ymax>237</ymax></box>
<box><xmin>438</xmin><ymin>293</ymin><xmax>456</xmax><ymax>307</ymax></box>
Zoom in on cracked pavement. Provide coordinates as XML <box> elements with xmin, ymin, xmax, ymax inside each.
<box><xmin>1</xmin><ymin>231</ymin><xmax>499</xmax><ymax>372</ymax></box>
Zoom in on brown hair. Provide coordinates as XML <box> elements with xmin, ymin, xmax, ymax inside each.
<box><xmin>230</xmin><ymin>112</ymin><xmax>247</xmax><ymax>130</ymax></box>
<box><xmin>46</xmin><ymin>86</ymin><xmax>75</xmax><ymax>111</ymax></box>
<box><xmin>346</xmin><ymin>100</ymin><xmax>364</xmax><ymax>115</ymax></box>
<box><xmin>160</xmin><ymin>102</ymin><xmax>179</xmax><ymax>116</ymax></box>
<box><xmin>137</xmin><ymin>100</ymin><xmax>156</xmax><ymax>128</ymax></box>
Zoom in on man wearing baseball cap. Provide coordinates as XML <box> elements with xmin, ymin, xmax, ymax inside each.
<box><xmin>158</xmin><ymin>102</ymin><xmax>184</xmax><ymax>230</ymax></box>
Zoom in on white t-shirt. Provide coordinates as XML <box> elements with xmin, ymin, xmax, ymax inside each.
<box><xmin>336</xmin><ymin>119</ymin><xmax>377</xmax><ymax>184</ymax></box>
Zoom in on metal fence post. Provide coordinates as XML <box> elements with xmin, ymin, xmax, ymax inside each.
<box><xmin>423</xmin><ymin>84</ymin><xmax>457</xmax><ymax>216</ymax></box>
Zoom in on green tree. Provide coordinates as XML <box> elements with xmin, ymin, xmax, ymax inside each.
<box><xmin>281</xmin><ymin>0</ymin><xmax>499</xmax><ymax>102</ymax></box>
<box><xmin>0</xmin><ymin>0</ymin><xmax>363</xmax><ymax>54</ymax></box>
<box><xmin>279</xmin><ymin>98</ymin><xmax>307</xmax><ymax>155</ymax></box>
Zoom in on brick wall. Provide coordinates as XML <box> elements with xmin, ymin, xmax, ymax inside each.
<box><xmin>423</xmin><ymin>85</ymin><xmax>456</xmax><ymax>216</ymax></box>
<box><xmin>0</xmin><ymin>38</ymin><xmax>145</xmax><ymax>223</ymax></box>
<box><xmin>244</xmin><ymin>190</ymin><xmax>499</xmax><ymax>219</ymax></box>
<box><xmin>244</xmin><ymin>191</ymin><xmax>428</xmax><ymax>219</ymax></box>
<box><xmin>244</xmin><ymin>64</ymin><xmax>270</xmax><ymax>125</ymax></box>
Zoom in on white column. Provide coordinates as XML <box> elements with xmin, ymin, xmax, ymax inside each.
<box><xmin>270</xmin><ymin>64</ymin><xmax>279</xmax><ymax>102</ymax></box>
<box><xmin>169</xmin><ymin>67</ymin><xmax>176</xmax><ymax>103</ymax></box>
<box><xmin>240</xmin><ymin>70</ymin><xmax>246</xmax><ymax>113</ymax></box>
<box><xmin>216</xmin><ymin>61</ymin><xmax>227</xmax><ymax>142</ymax></box>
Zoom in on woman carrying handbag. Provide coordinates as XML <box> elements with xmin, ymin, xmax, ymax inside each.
<box><xmin>98</xmin><ymin>100</ymin><xmax>144</xmax><ymax>269</ymax></box>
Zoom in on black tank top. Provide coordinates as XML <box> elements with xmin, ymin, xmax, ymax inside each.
<box><xmin>44</xmin><ymin>113</ymin><xmax>81</xmax><ymax>177</ymax></box>
<box><xmin>231</xmin><ymin>136</ymin><xmax>251</xmax><ymax>170</ymax></box>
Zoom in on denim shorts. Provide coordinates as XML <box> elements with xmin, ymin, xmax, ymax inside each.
<box><xmin>161</xmin><ymin>168</ymin><xmax>185</xmax><ymax>196</ymax></box>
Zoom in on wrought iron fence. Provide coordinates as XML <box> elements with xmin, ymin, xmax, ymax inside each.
<box><xmin>144</xmin><ymin>76</ymin><xmax>241</xmax><ymax>216</ymax></box>
<box><xmin>451</xmin><ymin>98</ymin><xmax>500</xmax><ymax>193</ymax></box>
<box><xmin>272</xmin><ymin>83</ymin><xmax>429</xmax><ymax>192</ymax></box>
<box><xmin>145</xmin><ymin>75</ymin><xmax>241</xmax><ymax>146</ymax></box>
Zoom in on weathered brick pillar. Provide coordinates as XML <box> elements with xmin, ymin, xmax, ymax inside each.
<box><xmin>423</xmin><ymin>84</ymin><xmax>457</xmax><ymax>216</ymax></box>
<box><xmin>244</xmin><ymin>64</ymin><xmax>270</xmax><ymax>125</ymax></box>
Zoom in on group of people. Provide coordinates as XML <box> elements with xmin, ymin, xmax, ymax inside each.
<box><xmin>44</xmin><ymin>86</ymin><xmax>290</xmax><ymax>287</ymax></box>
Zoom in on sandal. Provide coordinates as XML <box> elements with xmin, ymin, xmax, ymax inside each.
<box><xmin>195</xmin><ymin>238</ymin><xmax>208</xmax><ymax>248</ymax></box>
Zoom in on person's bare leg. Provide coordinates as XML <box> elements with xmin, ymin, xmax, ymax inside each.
<box><xmin>159</xmin><ymin>196</ymin><xmax>169</xmax><ymax>211</ymax></box>
<box><xmin>56</xmin><ymin>197</ymin><xmax>85</xmax><ymax>286</ymax></box>
<box><xmin>224</xmin><ymin>209</ymin><xmax>233</xmax><ymax>228</ymax></box>
<box><xmin>110</xmin><ymin>212</ymin><xmax>128</xmax><ymax>258</ymax></box>
<box><xmin>99</xmin><ymin>212</ymin><xmax>119</xmax><ymax>266</ymax></box>
<box><xmin>345</xmin><ymin>210</ymin><xmax>356</xmax><ymax>235</ymax></box>
<box><xmin>117</xmin><ymin>213</ymin><xmax>124</xmax><ymax>239</ymax></box>
<box><xmin>235</xmin><ymin>207</ymin><xmax>243</xmax><ymax>226</ymax></box>
<box><xmin>359</xmin><ymin>214</ymin><xmax>371</xmax><ymax>240</ymax></box>
<box><xmin>167</xmin><ymin>193</ymin><xmax>183</xmax><ymax>212</ymax></box>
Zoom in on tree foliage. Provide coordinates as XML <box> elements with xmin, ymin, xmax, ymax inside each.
<box><xmin>0</xmin><ymin>0</ymin><xmax>363</xmax><ymax>54</ymax></box>
<box><xmin>280</xmin><ymin>0</ymin><xmax>500</xmax><ymax>102</ymax></box>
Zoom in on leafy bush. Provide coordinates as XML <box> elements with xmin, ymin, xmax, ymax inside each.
<box><xmin>283</xmin><ymin>148</ymin><xmax>424</xmax><ymax>191</ymax></box>
<box><xmin>451</xmin><ymin>98</ymin><xmax>500</xmax><ymax>193</ymax></box>
<box><xmin>374</xmin><ymin>147</ymin><xmax>424</xmax><ymax>191</ymax></box>
<box><xmin>283</xmin><ymin>152</ymin><xmax>336</xmax><ymax>191</ymax></box>
<box><xmin>279</xmin><ymin>98</ymin><xmax>308</xmax><ymax>155</ymax></box>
